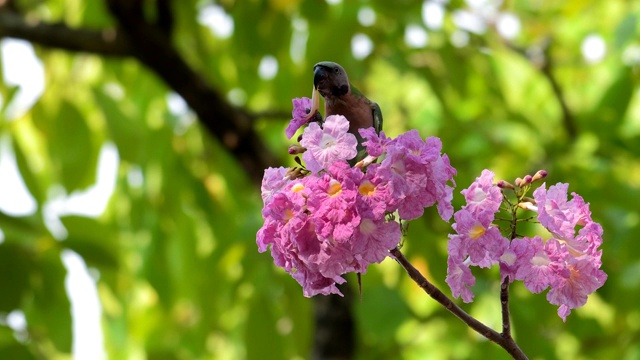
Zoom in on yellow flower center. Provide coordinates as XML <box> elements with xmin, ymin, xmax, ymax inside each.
<box><xmin>284</xmin><ymin>209</ymin><xmax>294</xmax><ymax>222</ymax></box>
<box><xmin>469</xmin><ymin>224</ymin><xmax>486</xmax><ymax>240</ymax></box>
<box><xmin>328</xmin><ymin>179</ymin><xmax>342</xmax><ymax>197</ymax></box>
<box><xmin>358</xmin><ymin>181</ymin><xmax>375</xmax><ymax>196</ymax></box>
<box><xmin>291</xmin><ymin>183</ymin><xmax>305</xmax><ymax>193</ymax></box>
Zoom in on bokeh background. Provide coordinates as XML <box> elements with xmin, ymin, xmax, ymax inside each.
<box><xmin>0</xmin><ymin>0</ymin><xmax>638</xmax><ymax>359</ymax></box>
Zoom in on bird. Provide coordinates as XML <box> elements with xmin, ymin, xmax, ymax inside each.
<box><xmin>305</xmin><ymin>61</ymin><xmax>383</xmax><ymax>156</ymax></box>
<box><xmin>305</xmin><ymin>61</ymin><xmax>384</xmax><ymax>298</ymax></box>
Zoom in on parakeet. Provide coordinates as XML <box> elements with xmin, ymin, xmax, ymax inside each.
<box><xmin>305</xmin><ymin>61</ymin><xmax>383</xmax><ymax>152</ymax></box>
<box><xmin>305</xmin><ymin>61</ymin><xmax>383</xmax><ymax>298</ymax></box>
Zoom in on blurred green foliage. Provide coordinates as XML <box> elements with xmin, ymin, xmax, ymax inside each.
<box><xmin>1</xmin><ymin>0</ymin><xmax>639</xmax><ymax>359</ymax></box>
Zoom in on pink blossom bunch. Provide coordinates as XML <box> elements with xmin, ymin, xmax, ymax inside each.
<box><xmin>446</xmin><ymin>170</ymin><xmax>607</xmax><ymax>321</ymax></box>
<box><xmin>257</xmin><ymin>103</ymin><xmax>456</xmax><ymax>297</ymax></box>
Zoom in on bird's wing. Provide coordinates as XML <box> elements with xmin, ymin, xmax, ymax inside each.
<box><xmin>372</xmin><ymin>102</ymin><xmax>383</xmax><ymax>134</ymax></box>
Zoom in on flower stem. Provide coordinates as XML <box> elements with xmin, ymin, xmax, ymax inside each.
<box><xmin>390</xmin><ymin>247</ymin><xmax>528</xmax><ymax>360</ymax></box>
<box><xmin>500</xmin><ymin>277</ymin><xmax>512</xmax><ymax>338</ymax></box>
<box><xmin>500</xmin><ymin>196</ymin><xmax>521</xmax><ymax>338</ymax></box>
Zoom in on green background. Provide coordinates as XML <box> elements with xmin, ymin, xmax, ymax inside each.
<box><xmin>0</xmin><ymin>0</ymin><xmax>638</xmax><ymax>359</ymax></box>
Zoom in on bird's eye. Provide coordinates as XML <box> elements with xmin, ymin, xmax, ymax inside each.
<box><xmin>334</xmin><ymin>68</ymin><xmax>340</xmax><ymax>74</ymax></box>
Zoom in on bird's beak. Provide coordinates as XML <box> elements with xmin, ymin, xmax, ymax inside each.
<box><xmin>305</xmin><ymin>86</ymin><xmax>320</xmax><ymax>121</ymax></box>
<box><xmin>313</xmin><ymin>65</ymin><xmax>326</xmax><ymax>90</ymax></box>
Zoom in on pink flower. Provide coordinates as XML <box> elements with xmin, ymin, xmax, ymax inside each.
<box><xmin>375</xmin><ymin>132</ymin><xmax>456</xmax><ymax>221</ymax></box>
<box><xmin>446</xmin><ymin>256</ymin><xmax>476</xmax><ymax>303</ymax></box>
<box><xmin>461</xmin><ymin>169</ymin><xmax>502</xmax><ymax>217</ymax></box>
<box><xmin>499</xmin><ymin>238</ymin><xmax>531</xmax><ymax>283</ymax></box>
<box><xmin>261</xmin><ymin>109</ymin><xmax>459</xmax><ymax>297</ymax></box>
<box><xmin>307</xmin><ymin>165</ymin><xmax>360</xmax><ymax>242</ymax></box>
<box><xmin>523</xmin><ymin>183</ymin><xmax>607</xmax><ymax>320</ymax></box>
<box><xmin>257</xmin><ymin>174</ymin><xmax>349</xmax><ymax>297</ymax></box>
<box><xmin>513</xmin><ymin>236</ymin><xmax>565</xmax><ymax>294</ymax></box>
<box><xmin>450</xmin><ymin>209</ymin><xmax>509</xmax><ymax>268</ymax></box>
<box><xmin>300</xmin><ymin>115</ymin><xmax>358</xmax><ymax>173</ymax></box>
<box><xmin>358</xmin><ymin>128</ymin><xmax>392</xmax><ymax>157</ymax></box>
<box><xmin>422</xmin><ymin>147</ymin><xmax>456</xmax><ymax>221</ymax></box>
<box><xmin>260</xmin><ymin>167</ymin><xmax>291</xmax><ymax>204</ymax></box>
<box><xmin>446</xmin><ymin>169</ymin><xmax>509</xmax><ymax>300</ymax></box>
<box><xmin>285</xmin><ymin>97</ymin><xmax>313</xmax><ymax>139</ymax></box>
<box><xmin>351</xmin><ymin>218</ymin><xmax>402</xmax><ymax>270</ymax></box>
<box><xmin>534</xmin><ymin>183</ymin><xmax>592</xmax><ymax>240</ymax></box>
<box><xmin>395</xmin><ymin>131</ymin><xmax>442</xmax><ymax>163</ymax></box>
<box><xmin>352</xmin><ymin>164</ymin><xmax>393</xmax><ymax>220</ymax></box>
<box><xmin>546</xmin><ymin>255</ymin><xmax>608</xmax><ymax>322</ymax></box>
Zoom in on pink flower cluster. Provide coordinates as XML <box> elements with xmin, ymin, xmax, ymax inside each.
<box><xmin>257</xmin><ymin>109</ymin><xmax>456</xmax><ymax>297</ymax></box>
<box><xmin>446</xmin><ymin>170</ymin><xmax>607</xmax><ymax>321</ymax></box>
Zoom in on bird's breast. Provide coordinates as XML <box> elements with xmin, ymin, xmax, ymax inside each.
<box><xmin>324</xmin><ymin>96</ymin><xmax>373</xmax><ymax>133</ymax></box>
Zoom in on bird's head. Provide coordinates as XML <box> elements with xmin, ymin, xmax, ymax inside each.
<box><xmin>313</xmin><ymin>61</ymin><xmax>350</xmax><ymax>98</ymax></box>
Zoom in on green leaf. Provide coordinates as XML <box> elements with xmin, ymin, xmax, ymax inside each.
<box><xmin>0</xmin><ymin>243</ymin><xmax>33</xmax><ymax>312</ymax></box>
<box><xmin>24</xmin><ymin>249</ymin><xmax>72</xmax><ymax>353</ymax></box>
<box><xmin>245</xmin><ymin>295</ymin><xmax>285</xmax><ymax>360</ymax></box>
<box><xmin>0</xmin><ymin>211</ymin><xmax>48</xmax><ymax>245</ymax></box>
<box><xmin>0</xmin><ymin>325</ymin><xmax>36</xmax><ymax>360</ymax></box>
<box><xmin>93</xmin><ymin>89</ymin><xmax>148</xmax><ymax>163</ymax></box>
<box><xmin>587</xmin><ymin>69</ymin><xmax>633</xmax><ymax>140</ymax></box>
<box><xmin>11</xmin><ymin>137</ymin><xmax>46</xmax><ymax>206</ymax></box>
<box><xmin>615</xmin><ymin>14</ymin><xmax>638</xmax><ymax>50</ymax></box>
<box><xmin>0</xmin><ymin>85</ymin><xmax>20</xmax><ymax>116</ymax></box>
<box><xmin>49</xmin><ymin>101</ymin><xmax>97</xmax><ymax>192</ymax></box>
<box><xmin>60</xmin><ymin>215</ymin><xmax>119</xmax><ymax>269</ymax></box>
<box><xmin>356</xmin><ymin>285</ymin><xmax>412</xmax><ymax>346</ymax></box>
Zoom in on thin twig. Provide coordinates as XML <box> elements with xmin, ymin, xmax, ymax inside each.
<box><xmin>500</xmin><ymin>277</ymin><xmax>512</xmax><ymax>338</ymax></box>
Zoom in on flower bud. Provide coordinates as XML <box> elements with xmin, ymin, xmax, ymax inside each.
<box><xmin>521</xmin><ymin>175</ymin><xmax>533</xmax><ymax>186</ymax></box>
<box><xmin>515</xmin><ymin>177</ymin><xmax>524</xmax><ymax>187</ymax></box>
<box><xmin>355</xmin><ymin>155</ymin><xmax>377</xmax><ymax>169</ymax></box>
<box><xmin>521</xmin><ymin>196</ymin><xmax>535</xmax><ymax>204</ymax></box>
<box><xmin>518</xmin><ymin>201</ymin><xmax>538</xmax><ymax>212</ymax></box>
<box><xmin>497</xmin><ymin>180</ymin><xmax>515</xmax><ymax>190</ymax></box>
<box><xmin>288</xmin><ymin>144</ymin><xmax>307</xmax><ymax>155</ymax></box>
<box><xmin>532</xmin><ymin>170</ymin><xmax>548</xmax><ymax>182</ymax></box>
<box><xmin>286</xmin><ymin>167</ymin><xmax>305</xmax><ymax>180</ymax></box>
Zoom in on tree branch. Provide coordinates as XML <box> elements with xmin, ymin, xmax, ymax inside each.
<box><xmin>106</xmin><ymin>0</ymin><xmax>278</xmax><ymax>183</ymax></box>
<box><xmin>500</xmin><ymin>278</ymin><xmax>512</xmax><ymax>338</ymax></box>
<box><xmin>540</xmin><ymin>53</ymin><xmax>577</xmax><ymax>139</ymax></box>
<box><xmin>0</xmin><ymin>2</ymin><xmax>279</xmax><ymax>184</ymax></box>
<box><xmin>507</xmin><ymin>39</ymin><xmax>577</xmax><ymax>139</ymax></box>
<box><xmin>390</xmin><ymin>247</ymin><xmax>528</xmax><ymax>360</ymax></box>
<box><xmin>0</xmin><ymin>10</ymin><xmax>131</xmax><ymax>56</ymax></box>
<box><xmin>247</xmin><ymin>109</ymin><xmax>292</xmax><ymax>121</ymax></box>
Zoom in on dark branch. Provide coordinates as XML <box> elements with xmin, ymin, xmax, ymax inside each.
<box><xmin>106</xmin><ymin>0</ymin><xmax>278</xmax><ymax>183</ymax></box>
<box><xmin>0</xmin><ymin>2</ymin><xmax>279</xmax><ymax>184</ymax></box>
<box><xmin>247</xmin><ymin>109</ymin><xmax>292</xmax><ymax>121</ymax></box>
<box><xmin>500</xmin><ymin>278</ymin><xmax>512</xmax><ymax>338</ymax></box>
<box><xmin>540</xmin><ymin>54</ymin><xmax>577</xmax><ymax>139</ymax></box>
<box><xmin>312</xmin><ymin>282</ymin><xmax>354</xmax><ymax>360</ymax></box>
<box><xmin>0</xmin><ymin>10</ymin><xmax>132</xmax><ymax>56</ymax></box>
<box><xmin>155</xmin><ymin>0</ymin><xmax>174</xmax><ymax>37</ymax></box>
<box><xmin>390</xmin><ymin>247</ymin><xmax>528</xmax><ymax>360</ymax></box>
